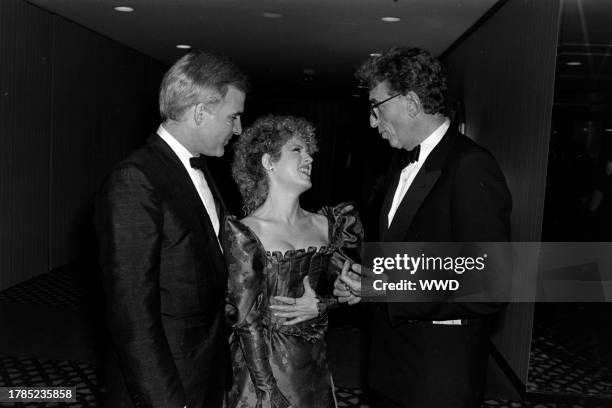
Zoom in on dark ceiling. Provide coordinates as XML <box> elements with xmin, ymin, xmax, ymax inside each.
<box><xmin>27</xmin><ymin>0</ymin><xmax>499</xmax><ymax>83</ymax></box>
<box><xmin>26</xmin><ymin>0</ymin><xmax>611</xmax><ymax>107</ymax></box>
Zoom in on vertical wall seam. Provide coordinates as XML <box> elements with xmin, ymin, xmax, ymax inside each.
<box><xmin>48</xmin><ymin>13</ymin><xmax>56</xmax><ymax>272</ymax></box>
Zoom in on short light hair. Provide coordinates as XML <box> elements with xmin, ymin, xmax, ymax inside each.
<box><xmin>232</xmin><ymin>115</ymin><xmax>317</xmax><ymax>215</ymax></box>
<box><xmin>159</xmin><ymin>51</ymin><xmax>248</xmax><ymax>121</ymax></box>
<box><xmin>356</xmin><ymin>46</ymin><xmax>447</xmax><ymax>115</ymax></box>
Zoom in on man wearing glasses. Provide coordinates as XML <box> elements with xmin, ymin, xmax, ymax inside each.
<box><xmin>334</xmin><ymin>47</ymin><xmax>512</xmax><ymax>408</ymax></box>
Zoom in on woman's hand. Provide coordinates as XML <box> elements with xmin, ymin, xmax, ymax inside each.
<box><xmin>270</xmin><ymin>276</ymin><xmax>319</xmax><ymax>326</ymax></box>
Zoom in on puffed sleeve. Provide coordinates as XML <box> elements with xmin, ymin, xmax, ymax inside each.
<box><xmin>223</xmin><ymin>218</ymin><xmax>291</xmax><ymax>408</ymax></box>
<box><xmin>318</xmin><ymin>203</ymin><xmax>364</xmax><ymax>313</ymax></box>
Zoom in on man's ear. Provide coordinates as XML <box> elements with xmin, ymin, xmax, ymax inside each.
<box><xmin>193</xmin><ymin>103</ymin><xmax>209</xmax><ymax>126</ymax></box>
<box><xmin>404</xmin><ymin>91</ymin><xmax>422</xmax><ymax>118</ymax></box>
<box><xmin>261</xmin><ymin>153</ymin><xmax>273</xmax><ymax>172</ymax></box>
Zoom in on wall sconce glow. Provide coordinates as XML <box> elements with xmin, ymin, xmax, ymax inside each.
<box><xmin>381</xmin><ymin>17</ymin><xmax>400</xmax><ymax>22</ymax></box>
<box><xmin>176</xmin><ymin>44</ymin><xmax>191</xmax><ymax>49</ymax></box>
<box><xmin>565</xmin><ymin>61</ymin><xmax>582</xmax><ymax>66</ymax></box>
<box><xmin>114</xmin><ymin>6</ymin><xmax>134</xmax><ymax>12</ymax></box>
<box><xmin>262</xmin><ymin>12</ymin><xmax>283</xmax><ymax>18</ymax></box>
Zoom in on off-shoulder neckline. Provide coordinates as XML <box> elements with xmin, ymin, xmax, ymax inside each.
<box><xmin>235</xmin><ymin>206</ymin><xmax>337</xmax><ymax>261</ymax></box>
<box><xmin>267</xmin><ymin>245</ymin><xmax>334</xmax><ymax>261</ymax></box>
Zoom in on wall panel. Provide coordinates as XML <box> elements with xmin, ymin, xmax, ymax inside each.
<box><xmin>48</xmin><ymin>17</ymin><xmax>98</xmax><ymax>267</ymax></box>
<box><xmin>442</xmin><ymin>0</ymin><xmax>561</xmax><ymax>390</ymax></box>
<box><xmin>94</xmin><ymin>36</ymin><xmax>159</xmax><ymax>167</ymax></box>
<box><xmin>0</xmin><ymin>0</ymin><xmax>52</xmax><ymax>290</ymax></box>
<box><xmin>48</xmin><ymin>31</ymin><xmax>161</xmax><ymax>268</ymax></box>
<box><xmin>1</xmin><ymin>0</ymin><xmax>164</xmax><ymax>290</ymax></box>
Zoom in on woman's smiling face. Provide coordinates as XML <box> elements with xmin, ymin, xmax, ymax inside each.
<box><xmin>268</xmin><ymin>136</ymin><xmax>314</xmax><ymax>193</ymax></box>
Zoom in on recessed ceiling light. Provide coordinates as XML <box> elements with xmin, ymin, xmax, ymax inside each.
<box><xmin>262</xmin><ymin>12</ymin><xmax>283</xmax><ymax>18</ymax></box>
<box><xmin>381</xmin><ymin>16</ymin><xmax>400</xmax><ymax>22</ymax></box>
<box><xmin>565</xmin><ymin>61</ymin><xmax>582</xmax><ymax>66</ymax></box>
<box><xmin>114</xmin><ymin>6</ymin><xmax>134</xmax><ymax>12</ymax></box>
<box><xmin>176</xmin><ymin>44</ymin><xmax>191</xmax><ymax>49</ymax></box>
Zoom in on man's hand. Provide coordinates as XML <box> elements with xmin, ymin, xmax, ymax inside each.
<box><xmin>333</xmin><ymin>261</ymin><xmax>362</xmax><ymax>305</ymax></box>
<box><xmin>270</xmin><ymin>276</ymin><xmax>319</xmax><ymax>326</ymax></box>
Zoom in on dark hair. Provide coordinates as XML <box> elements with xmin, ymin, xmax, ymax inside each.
<box><xmin>159</xmin><ymin>50</ymin><xmax>249</xmax><ymax>121</ymax></box>
<box><xmin>232</xmin><ymin>115</ymin><xmax>317</xmax><ymax>215</ymax></box>
<box><xmin>356</xmin><ymin>46</ymin><xmax>447</xmax><ymax>114</ymax></box>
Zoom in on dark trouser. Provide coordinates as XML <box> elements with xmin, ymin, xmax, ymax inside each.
<box><xmin>369</xmin><ymin>311</ymin><xmax>489</xmax><ymax>408</ymax></box>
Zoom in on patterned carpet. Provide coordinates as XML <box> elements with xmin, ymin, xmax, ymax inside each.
<box><xmin>529</xmin><ymin>329</ymin><xmax>612</xmax><ymax>397</ymax></box>
<box><xmin>527</xmin><ymin>304</ymin><xmax>612</xmax><ymax>407</ymax></box>
<box><xmin>1</xmin><ymin>269</ymin><xmax>611</xmax><ymax>407</ymax></box>
<box><xmin>0</xmin><ymin>268</ymin><xmax>82</xmax><ymax>309</ymax></box>
<box><xmin>0</xmin><ymin>353</ymin><xmax>610</xmax><ymax>408</ymax></box>
<box><xmin>0</xmin><ymin>355</ymin><xmax>98</xmax><ymax>407</ymax></box>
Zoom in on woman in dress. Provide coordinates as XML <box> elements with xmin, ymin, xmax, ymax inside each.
<box><xmin>224</xmin><ymin>115</ymin><xmax>362</xmax><ymax>408</ymax></box>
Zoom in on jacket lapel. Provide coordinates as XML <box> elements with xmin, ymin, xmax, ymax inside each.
<box><xmin>147</xmin><ymin>135</ymin><xmax>226</xmax><ymax>265</ymax></box>
<box><xmin>199</xmin><ymin>158</ymin><xmax>226</xmax><ymax>241</ymax></box>
<box><xmin>381</xmin><ymin>125</ymin><xmax>458</xmax><ymax>241</ymax></box>
<box><xmin>379</xmin><ymin>151</ymin><xmax>404</xmax><ymax>239</ymax></box>
<box><xmin>385</xmin><ymin>170</ymin><xmax>441</xmax><ymax>241</ymax></box>
<box><xmin>200</xmin><ymin>160</ymin><xmax>226</xmax><ymax>218</ymax></box>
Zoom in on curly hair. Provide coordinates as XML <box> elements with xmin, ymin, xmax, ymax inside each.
<box><xmin>355</xmin><ymin>46</ymin><xmax>447</xmax><ymax>115</ymax></box>
<box><xmin>232</xmin><ymin>115</ymin><xmax>318</xmax><ymax>215</ymax></box>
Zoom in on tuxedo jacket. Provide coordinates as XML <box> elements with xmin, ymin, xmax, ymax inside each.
<box><xmin>369</xmin><ymin>125</ymin><xmax>512</xmax><ymax>408</ymax></box>
<box><xmin>95</xmin><ymin>135</ymin><xmax>228</xmax><ymax>408</ymax></box>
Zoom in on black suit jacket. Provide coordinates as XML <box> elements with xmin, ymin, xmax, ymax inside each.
<box><xmin>95</xmin><ymin>134</ymin><xmax>229</xmax><ymax>408</ymax></box>
<box><xmin>369</xmin><ymin>125</ymin><xmax>512</xmax><ymax>408</ymax></box>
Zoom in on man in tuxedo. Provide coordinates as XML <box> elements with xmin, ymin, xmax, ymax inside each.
<box><xmin>334</xmin><ymin>47</ymin><xmax>512</xmax><ymax>407</ymax></box>
<box><xmin>95</xmin><ymin>51</ymin><xmax>247</xmax><ymax>408</ymax></box>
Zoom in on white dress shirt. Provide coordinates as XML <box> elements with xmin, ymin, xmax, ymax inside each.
<box><xmin>387</xmin><ymin>119</ymin><xmax>450</xmax><ymax>227</ymax></box>
<box><xmin>386</xmin><ymin>119</ymin><xmax>461</xmax><ymax>326</ymax></box>
<box><xmin>157</xmin><ymin>125</ymin><xmax>221</xmax><ymax>249</ymax></box>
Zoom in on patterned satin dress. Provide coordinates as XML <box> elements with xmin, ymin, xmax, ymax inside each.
<box><xmin>223</xmin><ymin>203</ymin><xmax>362</xmax><ymax>408</ymax></box>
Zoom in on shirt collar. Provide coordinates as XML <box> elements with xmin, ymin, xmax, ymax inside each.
<box><xmin>156</xmin><ymin>124</ymin><xmax>197</xmax><ymax>171</ymax></box>
<box><xmin>414</xmin><ymin>118</ymin><xmax>450</xmax><ymax>167</ymax></box>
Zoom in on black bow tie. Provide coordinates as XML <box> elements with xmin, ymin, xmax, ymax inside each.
<box><xmin>189</xmin><ymin>155</ymin><xmax>207</xmax><ymax>170</ymax></box>
<box><xmin>401</xmin><ymin>145</ymin><xmax>421</xmax><ymax>167</ymax></box>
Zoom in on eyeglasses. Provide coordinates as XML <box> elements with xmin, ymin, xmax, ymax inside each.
<box><xmin>369</xmin><ymin>94</ymin><xmax>400</xmax><ymax>120</ymax></box>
